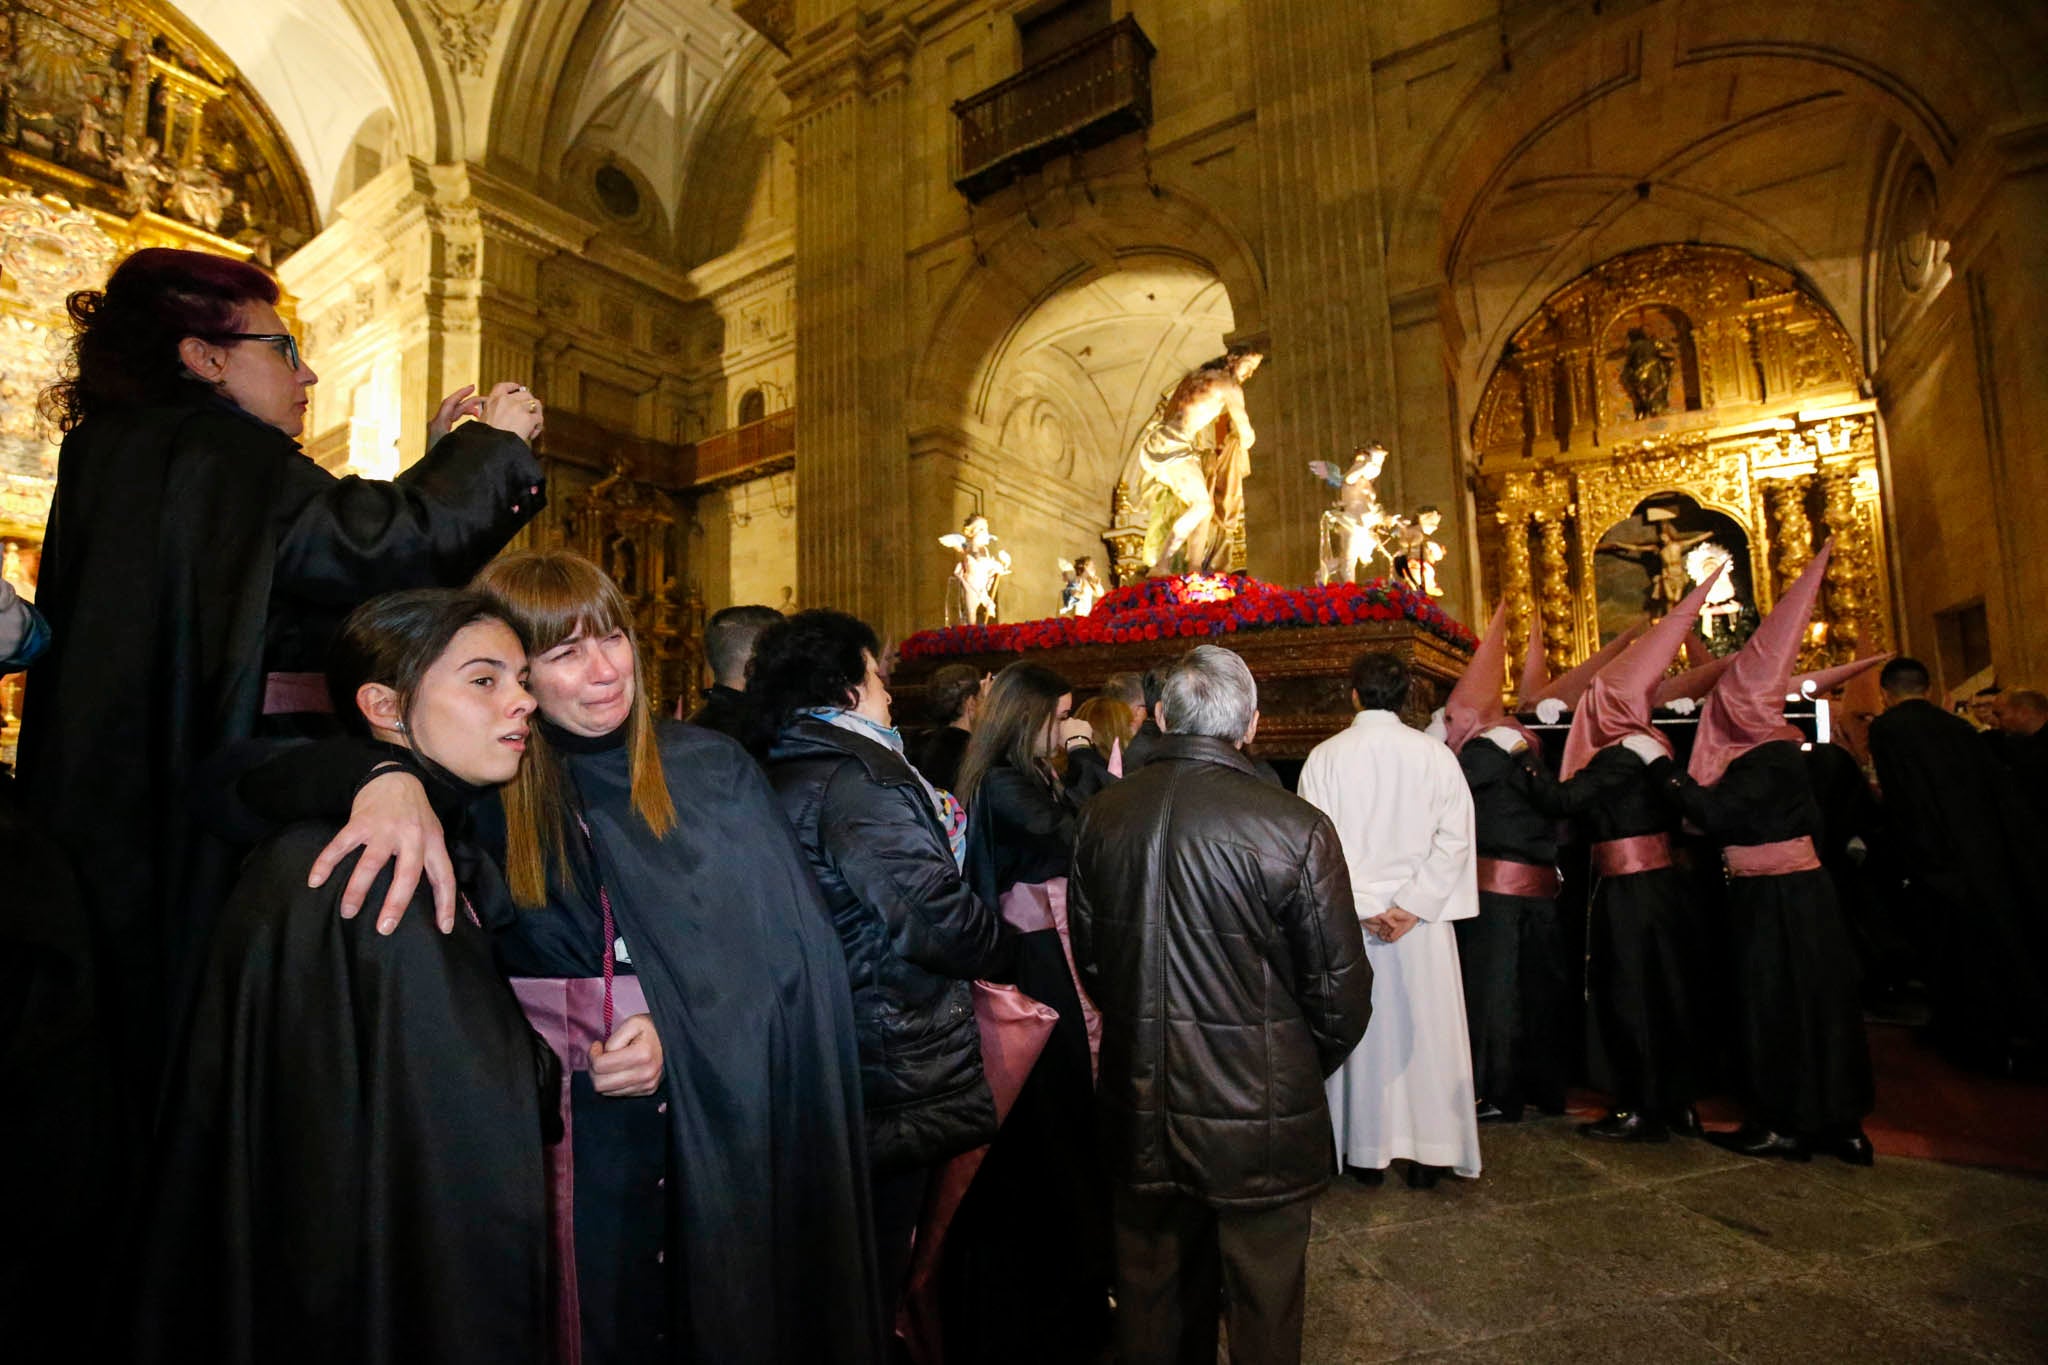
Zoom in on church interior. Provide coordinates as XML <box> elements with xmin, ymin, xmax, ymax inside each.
<box><xmin>2</xmin><ymin>0</ymin><xmax>2047</xmax><ymax>1355</ymax></box>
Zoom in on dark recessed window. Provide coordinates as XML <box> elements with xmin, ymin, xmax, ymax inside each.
<box><xmin>594</xmin><ymin>164</ymin><xmax>641</xmax><ymax>220</ymax></box>
<box><xmin>737</xmin><ymin>387</ymin><xmax>767</xmax><ymax>425</ymax></box>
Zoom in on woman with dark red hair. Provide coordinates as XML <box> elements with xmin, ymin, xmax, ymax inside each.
<box><xmin>9</xmin><ymin>247</ymin><xmax>547</xmax><ymax>1330</ymax></box>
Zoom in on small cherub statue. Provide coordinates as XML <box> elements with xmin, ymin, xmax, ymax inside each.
<box><xmin>940</xmin><ymin>514</ymin><xmax>1012</xmax><ymax>626</ymax></box>
<box><xmin>1058</xmin><ymin>555</ymin><xmax>1105</xmax><ymax>617</ymax></box>
<box><xmin>1310</xmin><ymin>444</ymin><xmax>1395</xmax><ymax>585</ymax></box>
<box><xmin>1392</xmin><ymin>505</ymin><xmax>1446</xmax><ymax>597</ymax></box>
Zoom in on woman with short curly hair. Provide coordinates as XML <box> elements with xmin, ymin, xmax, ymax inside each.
<box><xmin>752</xmin><ymin>609</ymin><xmax>1014</xmax><ymax>1322</ymax></box>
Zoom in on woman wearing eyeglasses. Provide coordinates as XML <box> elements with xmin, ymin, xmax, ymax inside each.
<box><xmin>11</xmin><ymin>246</ymin><xmax>549</xmax><ymax>1345</ymax></box>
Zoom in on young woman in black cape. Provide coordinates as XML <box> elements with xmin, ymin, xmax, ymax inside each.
<box><xmin>134</xmin><ymin>589</ymin><xmax>554</xmax><ymax>1365</ymax></box>
<box><xmin>235</xmin><ymin>552</ymin><xmax>884</xmax><ymax>1364</ymax></box>
<box><xmin>10</xmin><ymin>251</ymin><xmax>547</xmax><ymax>1348</ymax></box>
<box><xmin>946</xmin><ymin>661</ymin><xmax>1117</xmax><ymax>1364</ymax></box>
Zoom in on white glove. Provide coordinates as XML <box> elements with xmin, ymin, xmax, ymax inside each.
<box><xmin>1423</xmin><ymin>707</ymin><xmax>1448</xmax><ymax>743</ymax></box>
<box><xmin>1664</xmin><ymin>696</ymin><xmax>1697</xmax><ymax>716</ymax></box>
<box><xmin>1482</xmin><ymin>725</ymin><xmax>1526</xmax><ymax>753</ymax></box>
<box><xmin>1619</xmin><ymin>733</ymin><xmax>1667</xmax><ymax>765</ymax></box>
<box><xmin>1534</xmin><ymin>697</ymin><xmax>1568</xmax><ymax>725</ymax></box>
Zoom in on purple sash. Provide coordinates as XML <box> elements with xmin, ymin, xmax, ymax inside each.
<box><xmin>510</xmin><ymin>975</ymin><xmax>650</xmax><ymax>1365</ymax></box>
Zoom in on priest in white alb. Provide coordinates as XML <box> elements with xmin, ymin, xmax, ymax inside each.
<box><xmin>1299</xmin><ymin>649</ymin><xmax>1483</xmax><ymax>1187</ymax></box>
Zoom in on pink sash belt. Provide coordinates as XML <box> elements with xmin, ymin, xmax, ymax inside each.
<box><xmin>509</xmin><ymin>975</ymin><xmax>651</xmax><ymax>1365</ymax></box>
<box><xmin>1722</xmin><ymin>836</ymin><xmax>1822</xmax><ymax>877</ymax></box>
<box><xmin>1590</xmin><ymin>832</ymin><xmax>1674</xmax><ymax>878</ymax></box>
<box><xmin>261</xmin><ymin>670</ymin><xmax>334</xmax><ymax>715</ymax></box>
<box><xmin>999</xmin><ymin>877</ymin><xmax>1101</xmax><ymax>1079</ymax></box>
<box><xmin>1476</xmin><ymin>857</ymin><xmax>1562</xmax><ymax>900</ymax></box>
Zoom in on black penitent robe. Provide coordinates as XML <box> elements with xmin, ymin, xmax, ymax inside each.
<box><xmin>16</xmin><ymin>399</ymin><xmax>542</xmax><ymax>1135</ymax></box>
<box><xmin>1867</xmin><ymin>699</ymin><xmax>2048</xmax><ymax>1056</ymax></box>
<box><xmin>549</xmin><ymin>721</ymin><xmax>883</xmax><ymax>1365</ymax></box>
<box><xmin>132</xmin><ymin>806</ymin><xmax>552</xmax><ymax>1365</ymax></box>
<box><xmin>951</xmin><ymin>750</ymin><xmax>1114</xmax><ymax>1364</ymax></box>
<box><xmin>1558</xmin><ymin>745</ymin><xmax>1712</xmax><ymax>1113</ymax></box>
<box><xmin>1673</xmin><ymin>742</ymin><xmax>1873</xmax><ymax>1135</ymax></box>
<box><xmin>1455</xmin><ymin>739</ymin><xmax>1572</xmax><ymax>1117</ymax></box>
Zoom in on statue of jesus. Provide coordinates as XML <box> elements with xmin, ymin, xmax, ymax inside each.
<box><xmin>1134</xmin><ymin>346</ymin><xmax>1263</xmax><ymax>574</ymax></box>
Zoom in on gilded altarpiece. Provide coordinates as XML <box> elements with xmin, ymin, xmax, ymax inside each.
<box><xmin>1473</xmin><ymin>245</ymin><xmax>1894</xmax><ymax>675</ymax></box>
<box><xmin>0</xmin><ymin>0</ymin><xmax>314</xmax><ymax>760</ymax></box>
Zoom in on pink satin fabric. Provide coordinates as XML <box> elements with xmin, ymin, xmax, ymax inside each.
<box><xmin>1476</xmin><ymin>857</ymin><xmax>1562</xmax><ymax>899</ymax></box>
<box><xmin>1721</xmin><ymin>836</ymin><xmax>1822</xmax><ymax>877</ymax></box>
<box><xmin>1590</xmin><ymin>832</ymin><xmax>1675</xmax><ymax>877</ymax></box>
<box><xmin>260</xmin><ymin>670</ymin><xmax>334</xmax><ymax>715</ymax></box>
<box><xmin>999</xmin><ymin>877</ymin><xmax>1102</xmax><ymax>1078</ymax></box>
<box><xmin>897</xmin><ymin>983</ymin><xmax>1058</xmax><ymax>1365</ymax></box>
<box><xmin>510</xmin><ymin>975</ymin><xmax>651</xmax><ymax>1365</ymax></box>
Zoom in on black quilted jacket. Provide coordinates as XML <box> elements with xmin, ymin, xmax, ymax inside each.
<box><xmin>1070</xmin><ymin>734</ymin><xmax>1373</xmax><ymax>1208</ymax></box>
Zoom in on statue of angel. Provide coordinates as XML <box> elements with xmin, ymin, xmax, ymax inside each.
<box><xmin>940</xmin><ymin>514</ymin><xmax>1012</xmax><ymax>626</ymax></box>
<box><xmin>1311</xmin><ymin>444</ymin><xmax>1395</xmax><ymax>585</ymax></box>
<box><xmin>1058</xmin><ymin>555</ymin><xmax>1105</xmax><ymax>617</ymax></box>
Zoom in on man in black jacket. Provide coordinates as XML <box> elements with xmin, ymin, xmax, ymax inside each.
<box><xmin>686</xmin><ymin>603</ymin><xmax>782</xmax><ymax>756</ymax></box>
<box><xmin>1070</xmin><ymin>645</ymin><xmax>1372</xmax><ymax>1365</ymax></box>
<box><xmin>1868</xmin><ymin>657</ymin><xmax>2048</xmax><ymax>1069</ymax></box>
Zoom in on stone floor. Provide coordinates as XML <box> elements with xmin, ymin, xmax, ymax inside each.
<box><xmin>1301</xmin><ymin>1117</ymin><xmax>2048</xmax><ymax>1363</ymax></box>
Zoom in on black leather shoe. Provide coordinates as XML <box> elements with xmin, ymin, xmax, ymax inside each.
<box><xmin>1707</xmin><ymin>1124</ymin><xmax>1811</xmax><ymax>1161</ymax></box>
<box><xmin>1579</xmin><ymin>1110</ymin><xmax>1670</xmax><ymax>1143</ymax></box>
<box><xmin>1476</xmin><ymin>1101</ymin><xmax>1521</xmax><ymax>1124</ymax></box>
<box><xmin>1405</xmin><ymin>1163</ymin><xmax>1445</xmax><ymax>1189</ymax></box>
<box><xmin>1824</xmin><ymin>1130</ymin><xmax>1876</xmax><ymax>1166</ymax></box>
<box><xmin>1347</xmin><ymin>1165</ymin><xmax>1385</xmax><ymax>1187</ymax></box>
<box><xmin>1667</xmin><ymin>1105</ymin><xmax>1703</xmax><ymax>1138</ymax></box>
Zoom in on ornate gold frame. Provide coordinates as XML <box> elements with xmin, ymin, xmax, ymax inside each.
<box><xmin>1473</xmin><ymin>244</ymin><xmax>1894</xmax><ymax>673</ymax></box>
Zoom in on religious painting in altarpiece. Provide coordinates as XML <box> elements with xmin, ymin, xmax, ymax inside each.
<box><xmin>1472</xmin><ymin>244</ymin><xmax>1893</xmax><ymax>680</ymax></box>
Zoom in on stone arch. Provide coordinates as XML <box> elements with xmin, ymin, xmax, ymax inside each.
<box><xmin>673</xmin><ymin>41</ymin><xmax>789</xmax><ymax>268</ymax></box>
<box><xmin>910</xmin><ymin>179</ymin><xmax>1266</xmax><ymax>439</ymax></box>
<box><xmin>1384</xmin><ymin>0</ymin><xmax>2047</xmax><ymax>442</ymax></box>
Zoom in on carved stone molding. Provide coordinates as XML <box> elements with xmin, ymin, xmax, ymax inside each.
<box><xmin>420</xmin><ymin>0</ymin><xmax>505</xmax><ymax>78</ymax></box>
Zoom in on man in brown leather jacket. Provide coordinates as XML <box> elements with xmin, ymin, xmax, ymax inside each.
<box><xmin>1070</xmin><ymin>645</ymin><xmax>1373</xmax><ymax>1365</ymax></box>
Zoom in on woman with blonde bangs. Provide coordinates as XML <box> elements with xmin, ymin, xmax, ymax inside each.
<box><xmin>466</xmin><ymin>550</ymin><xmax>881</xmax><ymax>1365</ymax></box>
<box><xmin>235</xmin><ymin>551</ymin><xmax>882</xmax><ymax>1365</ymax></box>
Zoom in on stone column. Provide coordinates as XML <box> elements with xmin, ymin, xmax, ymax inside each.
<box><xmin>782</xmin><ymin>20</ymin><xmax>915</xmax><ymax>635</ymax></box>
<box><xmin>1242</xmin><ymin>0</ymin><xmax>1399</xmax><ymax>586</ymax></box>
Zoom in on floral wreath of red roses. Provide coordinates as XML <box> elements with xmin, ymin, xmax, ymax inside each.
<box><xmin>899</xmin><ymin>574</ymin><xmax>1479</xmax><ymax>660</ymax></box>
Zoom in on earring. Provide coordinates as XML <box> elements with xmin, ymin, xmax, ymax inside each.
<box><xmin>395</xmin><ymin>720</ymin><xmax>408</xmax><ymax>732</ymax></box>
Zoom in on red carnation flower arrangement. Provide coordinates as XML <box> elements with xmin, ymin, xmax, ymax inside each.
<box><xmin>898</xmin><ymin>574</ymin><xmax>1479</xmax><ymax>661</ymax></box>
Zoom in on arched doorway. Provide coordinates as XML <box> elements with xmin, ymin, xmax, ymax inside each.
<box><xmin>1474</xmin><ymin>244</ymin><xmax>1894</xmax><ymax>674</ymax></box>
<box><xmin>907</xmin><ymin>184</ymin><xmax>1264</xmax><ymax>628</ymax></box>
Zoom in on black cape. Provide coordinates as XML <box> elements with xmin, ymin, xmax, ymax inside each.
<box><xmin>17</xmin><ymin>400</ymin><xmax>542</xmax><ymax>1116</ymax></box>
<box><xmin>1674</xmin><ymin>742</ymin><xmax>1873</xmax><ymax>1133</ymax></box>
<box><xmin>132</xmin><ymin>813</ymin><xmax>553</xmax><ymax>1365</ymax></box>
<box><xmin>557</xmin><ymin>721</ymin><xmax>884</xmax><ymax>1364</ymax></box>
<box><xmin>1454</xmin><ymin>738</ymin><xmax>1572</xmax><ymax>1116</ymax></box>
<box><xmin>950</xmin><ymin>751</ymin><xmax>1115</xmax><ymax>1363</ymax></box>
<box><xmin>1558</xmin><ymin>744</ymin><xmax>1712</xmax><ymax>1113</ymax></box>
<box><xmin>1867</xmin><ymin>699</ymin><xmax>2048</xmax><ymax>1054</ymax></box>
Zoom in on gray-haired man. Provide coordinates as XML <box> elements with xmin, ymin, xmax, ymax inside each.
<box><xmin>1070</xmin><ymin>645</ymin><xmax>1373</xmax><ymax>1365</ymax></box>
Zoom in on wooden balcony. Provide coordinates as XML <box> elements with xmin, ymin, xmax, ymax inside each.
<box><xmin>953</xmin><ymin>16</ymin><xmax>1156</xmax><ymax>202</ymax></box>
<box><xmin>688</xmin><ymin>407</ymin><xmax>796</xmax><ymax>489</ymax></box>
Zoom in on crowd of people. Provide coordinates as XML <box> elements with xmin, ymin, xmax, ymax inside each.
<box><xmin>3</xmin><ymin>245</ymin><xmax>2045</xmax><ymax>1365</ymax></box>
